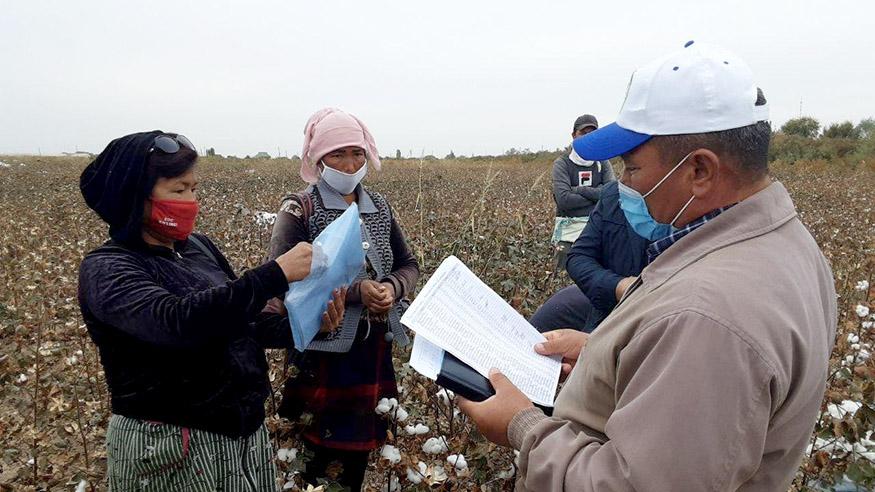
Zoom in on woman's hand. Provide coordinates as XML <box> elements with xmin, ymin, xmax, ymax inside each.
<box><xmin>320</xmin><ymin>288</ymin><xmax>347</xmax><ymax>333</ymax></box>
<box><xmin>275</xmin><ymin>242</ymin><xmax>312</xmax><ymax>282</ymax></box>
<box><xmin>361</xmin><ymin>280</ymin><xmax>395</xmax><ymax>314</ymax></box>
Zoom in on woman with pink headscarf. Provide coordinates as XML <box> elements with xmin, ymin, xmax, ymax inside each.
<box><xmin>266</xmin><ymin>108</ymin><xmax>419</xmax><ymax>490</ymax></box>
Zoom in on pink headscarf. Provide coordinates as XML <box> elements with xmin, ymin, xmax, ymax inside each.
<box><xmin>300</xmin><ymin>108</ymin><xmax>382</xmax><ymax>184</ymax></box>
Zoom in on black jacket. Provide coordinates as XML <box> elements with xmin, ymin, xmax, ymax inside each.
<box><xmin>78</xmin><ymin>233</ymin><xmax>292</xmax><ymax>438</ymax></box>
<box><xmin>565</xmin><ymin>181</ymin><xmax>649</xmax><ymax>330</ymax></box>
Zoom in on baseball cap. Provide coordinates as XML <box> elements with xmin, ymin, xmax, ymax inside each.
<box><xmin>573</xmin><ymin>41</ymin><xmax>769</xmax><ymax>160</ymax></box>
<box><xmin>573</xmin><ymin>114</ymin><xmax>599</xmax><ymax>132</ymax></box>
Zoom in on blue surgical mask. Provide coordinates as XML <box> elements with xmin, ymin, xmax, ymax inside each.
<box><xmin>320</xmin><ymin>160</ymin><xmax>367</xmax><ymax>195</ymax></box>
<box><xmin>618</xmin><ymin>151</ymin><xmax>696</xmax><ymax>241</ymax></box>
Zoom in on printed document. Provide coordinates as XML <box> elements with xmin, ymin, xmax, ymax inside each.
<box><xmin>402</xmin><ymin>256</ymin><xmax>561</xmax><ymax>406</ymax></box>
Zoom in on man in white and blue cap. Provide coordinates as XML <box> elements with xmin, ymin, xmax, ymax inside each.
<box><xmin>460</xmin><ymin>41</ymin><xmax>837</xmax><ymax>491</ymax></box>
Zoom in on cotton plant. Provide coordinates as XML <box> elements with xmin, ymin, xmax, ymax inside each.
<box><xmin>375</xmin><ymin>397</ymin><xmax>409</xmax><ymax>422</ymax></box>
<box><xmin>405</xmin><ymin>461</ymin><xmax>428</xmax><ymax>484</ymax></box>
<box><xmin>405</xmin><ymin>423</ymin><xmax>429</xmax><ymax>435</ymax></box>
<box><xmin>826</xmin><ymin>400</ymin><xmax>863</xmax><ymax>420</ymax></box>
<box><xmin>436</xmin><ymin>388</ymin><xmax>455</xmax><ymax>406</ymax></box>
<box><xmin>276</xmin><ymin>447</ymin><xmax>297</xmax><ymax>462</ymax></box>
<box><xmin>422</xmin><ymin>436</ymin><xmax>449</xmax><ymax>454</ymax></box>
<box><xmin>380</xmin><ymin>444</ymin><xmax>401</xmax><ymax>464</ymax></box>
<box><xmin>380</xmin><ymin>475</ymin><xmax>400</xmax><ymax>492</ymax></box>
<box><xmin>447</xmin><ymin>453</ymin><xmax>468</xmax><ymax>473</ymax></box>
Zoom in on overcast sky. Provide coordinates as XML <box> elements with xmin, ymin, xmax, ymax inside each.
<box><xmin>1</xmin><ymin>0</ymin><xmax>872</xmax><ymax>157</ymax></box>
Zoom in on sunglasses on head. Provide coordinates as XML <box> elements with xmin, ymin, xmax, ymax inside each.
<box><xmin>150</xmin><ymin>134</ymin><xmax>197</xmax><ymax>154</ymax></box>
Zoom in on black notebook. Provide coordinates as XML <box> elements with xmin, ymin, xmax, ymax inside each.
<box><xmin>436</xmin><ymin>352</ymin><xmax>495</xmax><ymax>402</ymax></box>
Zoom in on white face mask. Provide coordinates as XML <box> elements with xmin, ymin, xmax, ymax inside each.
<box><xmin>569</xmin><ymin>148</ymin><xmax>594</xmax><ymax>167</ymax></box>
<box><xmin>320</xmin><ymin>160</ymin><xmax>367</xmax><ymax>194</ymax></box>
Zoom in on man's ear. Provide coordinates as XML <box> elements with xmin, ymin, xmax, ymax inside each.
<box><xmin>689</xmin><ymin>149</ymin><xmax>720</xmax><ymax>197</ymax></box>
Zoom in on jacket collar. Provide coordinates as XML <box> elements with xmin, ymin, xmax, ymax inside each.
<box><xmin>315</xmin><ymin>181</ymin><xmax>378</xmax><ymax>213</ymax></box>
<box><xmin>641</xmin><ymin>181</ymin><xmax>798</xmax><ymax>291</ymax></box>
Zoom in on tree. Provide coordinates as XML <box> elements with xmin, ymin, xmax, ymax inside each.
<box><xmin>205</xmin><ymin>147</ymin><xmax>216</xmax><ymax>156</ymax></box>
<box><xmin>395</xmin><ymin>149</ymin><xmax>402</xmax><ymax>159</ymax></box>
<box><xmin>822</xmin><ymin>121</ymin><xmax>861</xmax><ymax>139</ymax></box>
<box><xmin>855</xmin><ymin>118</ymin><xmax>875</xmax><ymax>139</ymax></box>
<box><xmin>780</xmin><ymin>117</ymin><xmax>820</xmax><ymax>138</ymax></box>
<box><xmin>445</xmin><ymin>150</ymin><xmax>456</xmax><ymax>159</ymax></box>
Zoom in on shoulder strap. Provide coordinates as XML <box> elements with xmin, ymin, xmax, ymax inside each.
<box><xmin>187</xmin><ymin>234</ymin><xmax>220</xmax><ymax>266</ymax></box>
<box><xmin>295</xmin><ymin>191</ymin><xmax>313</xmax><ymax>221</ymax></box>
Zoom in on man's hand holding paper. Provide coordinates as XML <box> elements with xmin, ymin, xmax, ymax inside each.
<box><xmin>401</xmin><ymin>256</ymin><xmax>562</xmax><ymax>407</ymax></box>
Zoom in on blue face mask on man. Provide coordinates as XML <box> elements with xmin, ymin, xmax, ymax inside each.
<box><xmin>618</xmin><ymin>151</ymin><xmax>696</xmax><ymax>241</ymax></box>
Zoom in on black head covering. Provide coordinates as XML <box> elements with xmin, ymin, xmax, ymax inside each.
<box><xmin>80</xmin><ymin>130</ymin><xmax>163</xmax><ymax>244</ymax></box>
<box><xmin>573</xmin><ymin>114</ymin><xmax>599</xmax><ymax>132</ymax></box>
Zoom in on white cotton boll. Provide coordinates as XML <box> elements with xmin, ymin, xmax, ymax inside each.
<box><xmin>863</xmin><ymin>321</ymin><xmax>874</xmax><ymax>330</ymax></box>
<box><xmin>430</xmin><ymin>465</ymin><xmax>448</xmax><ymax>483</ymax></box>
<box><xmin>282</xmin><ymin>480</ymin><xmax>295</xmax><ymax>490</ymax></box>
<box><xmin>497</xmin><ymin>463</ymin><xmax>516</xmax><ymax>479</ymax></box>
<box><xmin>276</xmin><ymin>448</ymin><xmax>297</xmax><ymax>462</ymax></box>
<box><xmin>393</xmin><ymin>407</ymin><xmax>409</xmax><ymax>422</ymax></box>
<box><xmin>26</xmin><ymin>457</ymin><xmax>34</xmax><ymax>466</ymax></box>
<box><xmin>422</xmin><ymin>436</ymin><xmax>449</xmax><ymax>454</ymax></box>
<box><xmin>852</xmin><ymin>343</ymin><xmax>861</xmax><ymax>351</ymax></box>
<box><xmin>406</xmin><ymin>467</ymin><xmax>422</xmax><ymax>484</ymax></box>
<box><xmin>380</xmin><ymin>475</ymin><xmax>400</xmax><ymax>492</ymax></box>
<box><xmin>447</xmin><ymin>454</ymin><xmax>468</xmax><ymax>472</ymax></box>
<box><xmin>375</xmin><ymin>398</ymin><xmax>392</xmax><ymax>415</ymax></box>
<box><xmin>847</xmin><ymin>333</ymin><xmax>860</xmax><ymax>344</ymax></box>
<box><xmin>846</xmin><ymin>355</ymin><xmax>855</xmax><ymax>364</ymax></box>
<box><xmin>856</xmin><ymin>280</ymin><xmax>870</xmax><ymax>291</ymax></box>
<box><xmin>17</xmin><ymin>374</ymin><xmax>27</xmax><ymax>383</ymax></box>
<box><xmin>406</xmin><ymin>462</ymin><xmax>427</xmax><ymax>484</ymax></box>
<box><xmin>436</xmin><ymin>389</ymin><xmax>455</xmax><ymax>406</ymax></box>
<box><xmin>827</xmin><ymin>400</ymin><xmax>863</xmax><ymax>420</ymax></box>
<box><xmin>380</xmin><ymin>444</ymin><xmax>401</xmax><ymax>464</ymax></box>
<box><xmin>841</xmin><ymin>400</ymin><xmax>862</xmax><ymax>416</ymax></box>
<box><xmin>75</xmin><ymin>480</ymin><xmax>87</xmax><ymax>492</ymax></box>
<box><xmin>254</xmin><ymin>211</ymin><xmax>277</xmax><ymax>227</ymax></box>
<box><xmin>405</xmin><ymin>423</ymin><xmax>430</xmax><ymax>435</ymax></box>
<box><xmin>856</xmin><ymin>304</ymin><xmax>871</xmax><ymax>318</ymax></box>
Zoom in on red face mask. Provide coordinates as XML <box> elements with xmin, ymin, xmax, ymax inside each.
<box><xmin>147</xmin><ymin>198</ymin><xmax>199</xmax><ymax>241</ymax></box>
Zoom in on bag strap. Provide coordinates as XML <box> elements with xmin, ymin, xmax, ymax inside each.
<box><xmin>187</xmin><ymin>234</ymin><xmax>220</xmax><ymax>267</ymax></box>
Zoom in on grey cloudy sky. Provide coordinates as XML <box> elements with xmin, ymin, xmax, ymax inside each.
<box><xmin>1</xmin><ymin>0</ymin><xmax>872</xmax><ymax>157</ymax></box>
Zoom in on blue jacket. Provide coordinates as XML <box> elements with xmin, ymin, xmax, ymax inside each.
<box><xmin>565</xmin><ymin>181</ymin><xmax>649</xmax><ymax>330</ymax></box>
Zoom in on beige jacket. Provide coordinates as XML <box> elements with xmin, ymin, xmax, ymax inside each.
<box><xmin>509</xmin><ymin>182</ymin><xmax>837</xmax><ymax>491</ymax></box>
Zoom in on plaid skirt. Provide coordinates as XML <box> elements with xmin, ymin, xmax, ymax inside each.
<box><xmin>105</xmin><ymin>414</ymin><xmax>276</xmax><ymax>492</ymax></box>
<box><xmin>279</xmin><ymin>319</ymin><xmax>398</xmax><ymax>451</ymax></box>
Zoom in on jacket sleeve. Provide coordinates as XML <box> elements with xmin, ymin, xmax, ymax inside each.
<box><xmin>553</xmin><ymin>158</ymin><xmax>594</xmax><ymax>212</ymax></box>
<box><xmin>79</xmin><ymin>252</ymin><xmax>290</xmax><ymax>349</ymax></box>
<box><xmin>250</xmin><ymin>311</ymin><xmax>293</xmax><ymax>349</ymax></box>
<box><xmin>573</xmin><ymin>161</ymin><xmax>616</xmax><ymax>201</ymax></box>
<box><xmin>380</xmin><ymin>211</ymin><xmax>420</xmax><ymax>301</ymax></box>
<box><xmin>510</xmin><ymin>310</ymin><xmax>775</xmax><ymax>491</ymax></box>
<box><xmin>565</xmin><ymin>198</ymin><xmax>625</xmax><ymax>313</ymax></box>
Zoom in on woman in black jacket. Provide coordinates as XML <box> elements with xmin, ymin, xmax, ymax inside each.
<box><xmin>78</xmin><ymin>131</ymin><xmax>344</xmax><ymax>491</ymax></box>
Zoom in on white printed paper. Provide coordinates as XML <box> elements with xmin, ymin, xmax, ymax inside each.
<box><xmin>409</xmin><ymin>335</ymin><xmax>444</xmax><ymax>381</ymax></box>
<box><xmin>401</xmin><ymin>256</ymin><xmax>561</xmax><ymax>406</ymax></box>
